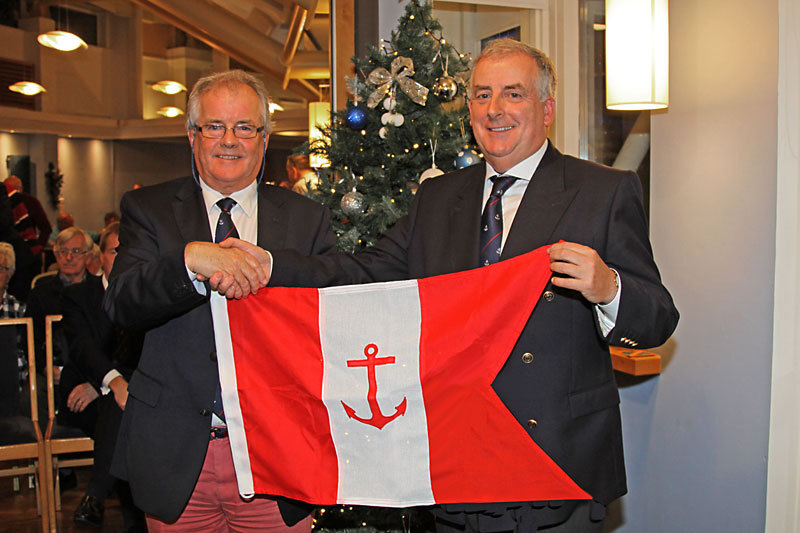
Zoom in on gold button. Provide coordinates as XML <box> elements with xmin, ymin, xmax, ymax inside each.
<box><xmin>527</xmin><ymin>419</ymin><xmax>538</xmax><ymax>429</ymax></box>
<box><xmin>543</xmin><ymin>291</ymin><xmax>554</xmax><ymax>302</ymax></box>
<box><xmin>521</xmin><ymin>352</ymin><xmax>534</xmax><ymax>364</ymax></box>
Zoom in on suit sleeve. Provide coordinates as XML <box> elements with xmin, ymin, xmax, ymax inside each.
<box><xmin>269</xmin><ymin>179</ymin><xmax>437</xmax><ymax>287</ymax></box>
<box><xmin>62</xmin><ymin>285</ymin><xmax>114</xmax><ymax>386</ymax></box>
<box><xmin>603</xmin><ymin>171</ymin><xmax>679</xmax><ymax>348</ymax></box>
<box><xmin>103</xmin><ymin>191</ymin><xmax>207</xmax><ymax>331</ymax></box>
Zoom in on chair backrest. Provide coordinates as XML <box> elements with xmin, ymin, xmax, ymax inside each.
<box><xmin>0</xmin><ymin>322</ymin><xmax>19</xmax><ymax>417</ymax></box>
<box><xmin>30</xmin><ymin>270</ymin><xmax>57</xmax><ymax>290</ymax></box>
<box><xmin>44</xmin><ymin>315</ymin><xmax>62</xmax><ymax>426</ymax></box>
<box><xmin>0</xmin><ymin>318</ymin><xmax>38</xmax><ymax>425</ymax></box>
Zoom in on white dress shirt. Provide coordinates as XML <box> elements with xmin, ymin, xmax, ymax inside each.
<box><xmin>481</xmin><ymin>140</ymin><xmax>620</xmax><ymax>336</ymax></box>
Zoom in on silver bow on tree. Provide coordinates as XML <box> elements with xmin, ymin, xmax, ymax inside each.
<box><xmin>366</xmin><ymin>56</ymin><xmax>429</xmax><ymax>108</ymax></box>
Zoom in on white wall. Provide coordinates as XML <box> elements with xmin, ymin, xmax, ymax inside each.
<box><xmin>766</xmin><ymin>0</ymin><xmax>800</xmax><ymax>530</ymax></box>
<box><xmin>613</xmin><ymin>0</ymin><xmax>778</xmax><ymax>530</ymax></box>
<box><xmin>57</xmin><ymin>138</ymin><xmax>115</xmax><ymax>232</ymax></box>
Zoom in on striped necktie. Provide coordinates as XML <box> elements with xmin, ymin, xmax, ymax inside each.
<box><xmin>479</xmin><ymin>175</ymin><xmax>517</xmax><ymax>266</ymax></box>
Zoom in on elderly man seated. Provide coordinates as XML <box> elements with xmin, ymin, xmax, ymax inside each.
<box><xmin>25</xmin><ymin>226</ymin><xmax>100</xmax><ymax>490</ymax></box>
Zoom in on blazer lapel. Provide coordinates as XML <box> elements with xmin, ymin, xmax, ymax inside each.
<box><xmin>441</xmin><ymin>165</ymin><xmax>486</xmax><ymax>272</ymax></box>
<box><xmin>255</xmin><ymin>184</ymin><xmax>289</xmax><ymax>250</ymax></box>
<box><xmin>502</xmin><ymin>143</ymin><xmax>578</xmax><ymax>259</ymax></box>
<box><xmin>173</xmin><ymin>177</ymin><xmax>213</xmax><ymax>244</ymax></box>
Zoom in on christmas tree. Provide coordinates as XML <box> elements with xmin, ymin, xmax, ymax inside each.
<box><xmin>309</xmin><ymin>0</ymin><xmax>478</xmax><ymax>253</ymax></box>
<box><xmin>310</xmin><ymin>4</ymin><xmax>473</xmax><ymax>531</ymax></box>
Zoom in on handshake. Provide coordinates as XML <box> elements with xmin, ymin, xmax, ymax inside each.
<box><xmin>184</xmin><ymin>237</ymin><xmax>271</xmax><ymax>299</ymax></box>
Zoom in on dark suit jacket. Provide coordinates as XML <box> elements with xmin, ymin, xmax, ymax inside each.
<box><xmin>103</xmin><ymin>177</ymin><xmax>337</xmax><ymax>523</ymax></box>
<box><xmin>62</xmin><ymin>275</ymin><xmax>142</xmax><ymax>385</ymax></box>
<box><xmin>271</xmin><ymin>143</ymin><xmax>679</xmax><ymax>510</ymax></box>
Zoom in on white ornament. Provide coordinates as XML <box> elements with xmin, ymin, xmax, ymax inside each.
<box><xmin>379</xmin><ymin>127</ymin><xmax>388</xmax><ymax>139</ymax></box>
<box><xmin>383</xmin><ymin>97</ymin><xmax>396</xmax><ymax>111</ymax></box>
<box><xmin>420</xmin><ymin>166</ymin><xmax>444</xmax><ymax>182</ymax></box>
<box><xmin>381</xmin><ymin>112</ymin><xmax>405</xmax><ymax>127</ymax></box>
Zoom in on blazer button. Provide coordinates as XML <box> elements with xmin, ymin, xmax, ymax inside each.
<box><xmin>199</xmin><ymin>409</ymin><xmax>211</xmax><ymax>416</ymax></box>
<box><xmin>521</xmin><ymin>352</ymin><xmax>534</xmax><ymax>364</ymax></box>
<box><xmin>543</xmin><ymin>291</ymin><xmax>555</xmax><ymax>302</ymax></box>
<box><xmin>527</xmin><ymin>419</ymin><xmax>538</xmax><ymax>429</ymax></box>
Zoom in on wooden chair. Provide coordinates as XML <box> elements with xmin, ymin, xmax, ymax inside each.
<box><xmin>30</xmin><ymin>270</ymin><xmax>57</xmax><ymax>290</ymax></box>
<box><xmin>43</xmin><ymin>314</ymin><xmax>95</xmax><ymax>532</ymax></box>
<box><xmin>0</xmin><ymin>317</ymin><xmax>50</xmax><ymax>533</ymax></box>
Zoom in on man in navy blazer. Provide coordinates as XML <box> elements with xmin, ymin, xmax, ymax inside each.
<box><xmin>104</xmin><ymin>70</ymin><xmax>336</xmax><ymax>531</ymax></box>
<box><xmin>264</xmin><ymin>40</ymin><xmax>678</xmax><ymax>532</ymax></box>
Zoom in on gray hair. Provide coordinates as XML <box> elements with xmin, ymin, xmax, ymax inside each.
<box><xmin>186</xmin><ymin>70</ymin><xmax>273</xmax><ymax>134</ymax></box>
<box><xmin>470</xmin><ymin>39</ymin><xmax>557</xmax><ymax>101</ymax></box>
<box><xmin>55</xmin><ymin>227</ymin><xmax>93</xmax><ymax>251</ymax></box>
<box><xmin>0</xmin><ymin>242</ymin><xmax>15</xmax><ymax>277</ymax></box>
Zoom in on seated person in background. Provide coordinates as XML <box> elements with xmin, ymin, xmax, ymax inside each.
<box><xmin>26</xmin><ymin>228</ymin><xmax>100</xmax><ymax>430</ymax></box>
<box><xmin>103</xmin><ymin>211</ymin><xmax>120</xmax><ymax>228</ymax></box>
<box><xmin>48</xmin><ymin>212</ymin><xmax>75</xmax><ymax>247</ymax></box>
<box><xmin>64</xmin><ymin>223</ymin><xmax>146</xmax><ymax>530</ymax></box>
<box><xmin>86</xmin><ymin>242</ymin><xmax>102</xmax><ymax>276</ymax></box>
<box><xmin>286</xmin><ymin>154</ymin><xmax>319</xmax><ymax>194</ymax></box>
<box><xmin>27</xmin><ymin>226</ymin><xmax>100</xmax><ymax>491</ymax></box>
<box><xmin>0</xmin><ymin>242</ymin><xmax>27</xmax><ymax>397</ymax></box>
<box><xmin>0</xmin><ymin>242</ymin><xmax>24</xmax><ymax>318</ymax></box>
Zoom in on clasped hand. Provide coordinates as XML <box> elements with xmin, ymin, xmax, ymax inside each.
<box><xmin>185</xmin><ymin>238</ymin><xmax>272</xmax><ymax>299</ymax></box>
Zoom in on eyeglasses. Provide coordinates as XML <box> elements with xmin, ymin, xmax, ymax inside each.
<box><xmin>0</xmin><ymin>265</ymin><xmax>11</xmax><ymax>273</ymax></box>
<box><xmin>55</xmin><ymin>248</ymin><xmax>88</xmax><ymax>258</ymax></box>
<box><xmin>196</xmin><ymin>123</ymin><xmax>264</xmax><ymax>139</ymax></box>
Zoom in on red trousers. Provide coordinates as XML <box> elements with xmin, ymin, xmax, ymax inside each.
<box><xmin>146</xmin><ymin>437</ymin><xmax>313</xmax><ymax>533</ymax></box>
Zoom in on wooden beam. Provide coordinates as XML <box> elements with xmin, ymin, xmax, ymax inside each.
<box><xmin>331</xmin><ymin>0</ymin><xmax>354</xmax><ymax>110</ymax></box>
<box><xmin>129</xmin><ymin>0</ymin><xmax>318</xmax><ymax>101</ymax></box>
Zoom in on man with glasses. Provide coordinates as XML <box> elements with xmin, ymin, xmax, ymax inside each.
<box><xmin>104</xmin><ymin>70</ymin><xmax>335</xmax><ymax>532</ymax></box>
<box><xmin>26</xmin><ymin>226</ymin><xmax>98</xmax><ymax>490</ymax></box>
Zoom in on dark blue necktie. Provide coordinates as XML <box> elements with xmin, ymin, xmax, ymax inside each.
<box><xmin>215</xmin><ymin>197</ymin><xmax>239</xmax><ymax>243</ymax></box>
<box><xmin>212</xmin><ymin>197</ymin><xmax>238</xmax><ymax>422</ymax></box>
<box><xmin>479</xmin><ymin>175</ymin><xmax>517</xmax><ymax>267</ymax></box>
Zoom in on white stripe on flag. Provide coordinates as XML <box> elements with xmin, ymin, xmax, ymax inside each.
<box><xmin>320</xmin><ymin>280</ymin><xmax>435</xmax><ymax>506</ymax></box>
<box><xmin>211</xmin><ymin>291</ymin><xmax>255</xmax><ymax>498</ymax></box>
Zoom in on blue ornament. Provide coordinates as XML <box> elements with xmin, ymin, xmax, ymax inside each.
<box><xmin>345</xmin><ymin>106</ymin><xmax>368</xmax><ymax>129</ymax></box>
<box><xmin>455</xmin><ymin>148</ymin><xmax>481</xmax><ymax>169</ymax></box>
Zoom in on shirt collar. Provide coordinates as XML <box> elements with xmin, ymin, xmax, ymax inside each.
<box><xmin>484</xmin><ymin>139</ymin><xmax>549</xmax><ymax>182</ymax></box>
<box><xmin>199</xmin><ymin>178</ymin><xmax>258</xmax><ymax>219</ymax></box>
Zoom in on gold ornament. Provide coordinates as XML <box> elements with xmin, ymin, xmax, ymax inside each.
<box><xmin>366</xmin><ymin>56</ymin><xmax>429</xmax><ymax>108</ymax></box>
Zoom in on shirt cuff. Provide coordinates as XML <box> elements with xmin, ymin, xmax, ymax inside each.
<box><xmin>101</xmin><ymin>369</ymin><xmax>123</xmax><ymax>395</ymax></box>
<box><xmin>186</xmin><ymin>265</ymin><xmax>208</xmax><ymax>296</ymax></box>
<box><xmin>595</xmin><ymin>269</ymin><xmax>621</xmax><ymax>338</ymax></box>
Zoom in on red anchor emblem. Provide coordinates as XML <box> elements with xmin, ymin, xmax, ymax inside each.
<box><xmin>341</xmin><ymin>344</ymin><xmax>407</xmax><ymax>430</ymax></box>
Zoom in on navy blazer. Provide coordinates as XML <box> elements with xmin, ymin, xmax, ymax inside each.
<box><xmin>271</xmin><ymin>143</ymin><xmax>679</xmax><ymax>509</ymax></box>
<box><xmin>104</xmin><ymin>177</ymin><xmax>337</xmax><ymax>523</ymax></box>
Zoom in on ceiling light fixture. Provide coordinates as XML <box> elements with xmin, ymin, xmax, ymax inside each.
<box><xmin>9</xmin><ymin>81</ymin><xmax>46</xmax><ymax>96</ymax></box>
<box><xmin>269</xmin><ymin>102</ymin><xmax>285</xmax><ymax>113</ymax></box>
<box><xmin>156</xmin><ymin>106</ymin><xmax>184</xmax><ymax>118</ymax></box>
<box><xmin>151</xmin><ymin>80</ymin><xmax>187</xmax><ymax>95</ymax></box>
<box><xmin>37</xmin><ymin>30</ymin><xmax>87</xmax><ymax>52</ymax></box>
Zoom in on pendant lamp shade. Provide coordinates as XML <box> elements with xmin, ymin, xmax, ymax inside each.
<box><xmin>37</xmin><ymin>30</ymin><xmax>88</xmax><ymax>52</ymax></box>
<box><xmin>605</xmin><ymin>0</ymin><xmax>669</xmax><ymax>110</ymax></box>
